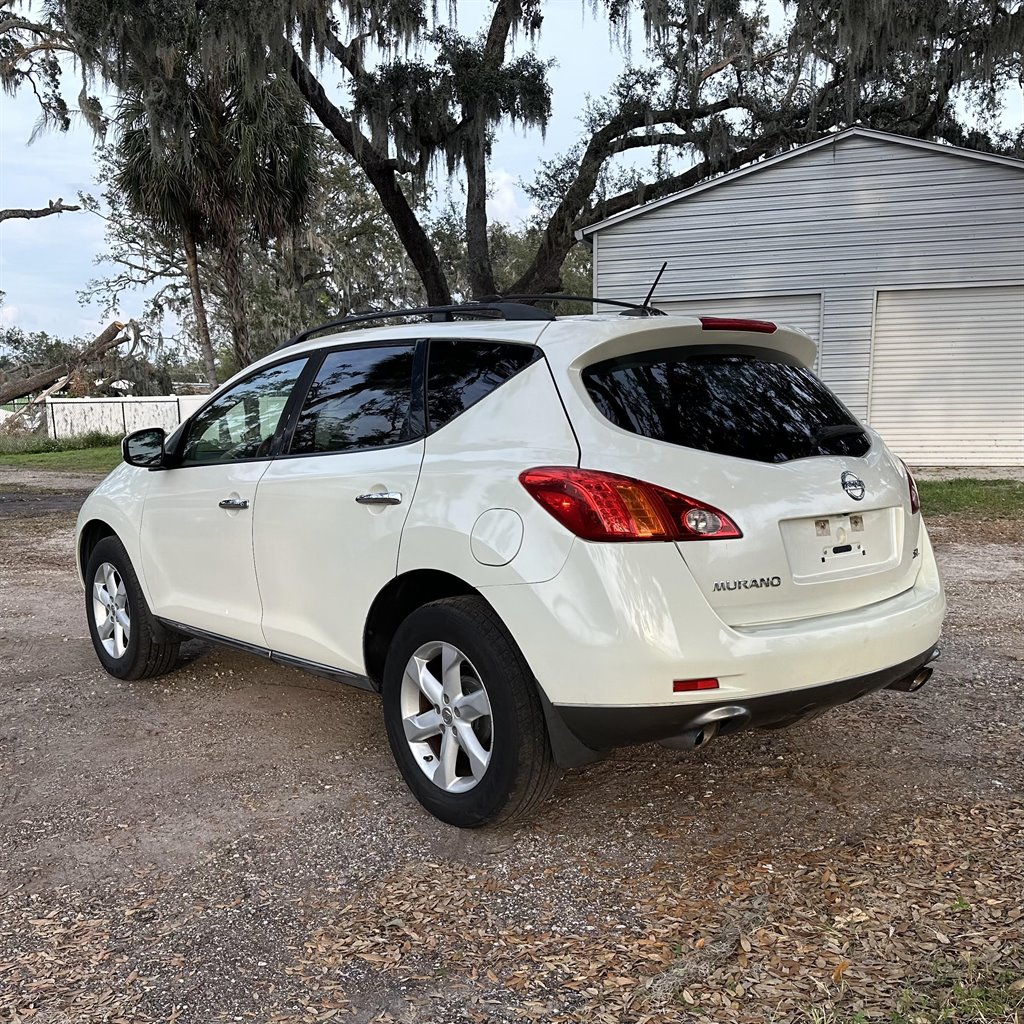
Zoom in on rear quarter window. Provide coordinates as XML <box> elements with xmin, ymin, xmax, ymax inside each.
<box><xmin>582</xmin><ymin>347</ymin><xmax>870</xmax><ymax>463</ymax></box>
<box><xmin>427</xmin><ymin>340</ymin><xmax>540</xmax><ymax>432</ymax></box>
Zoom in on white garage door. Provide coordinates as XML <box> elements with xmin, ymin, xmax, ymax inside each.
<box><xmin>869</xmin><ymin>285</ymin><xmax>1024</xmax><ymax>466</ymax></box>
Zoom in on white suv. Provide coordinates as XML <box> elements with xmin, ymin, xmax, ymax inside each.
<box><xmin>76</xmin><ymin>301</ymin><xmax>945</xmax><ymax>827</ymax></box>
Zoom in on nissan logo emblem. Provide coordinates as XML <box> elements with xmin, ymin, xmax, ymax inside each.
<box><xmin>841</xmin><ymin>471</ymin><xmax>866</xmax><ymax>501</ymax></box>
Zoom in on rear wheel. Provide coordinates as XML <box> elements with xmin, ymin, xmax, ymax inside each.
<box><xmin>85</xmin><ymin>536</ymin><xmax>180</xmax><ymax>680</ymax></box>
<box><xmin>382</xmin><ymin>596</ymin><xmax>558</xmax><ymax>827</ymax></box>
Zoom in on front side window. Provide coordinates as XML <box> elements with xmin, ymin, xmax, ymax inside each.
<box><xmin>289</xmin><ymin>343</ymin><xmax>417</xmax><ymax>455</ymax></box>
<box><xmin>427</xmin><ymin>340</ymin><xmax>539</xmax><ymax>432</ymax></box>
<box><xmin>180</xmin><ymin>358</ymin><xmax>307</xmax><ymax>464</ymax></box>
<box><xmin>583</xmin><ymin>348</ymin><xmax>870</xmax><ymax>464</ymax></box>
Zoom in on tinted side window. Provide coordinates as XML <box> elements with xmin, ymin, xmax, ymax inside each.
<box><xmin>290</xmin><ymin>344</ymin><xmax>417</xmax><ymax>455</ymax></box>
<box><xmin>583</xmin><ymin>349</ymin><xmax>870</xmax><ymax>464</ymax></box>
<box><xmin>427</xmin><ymin>340</ymin><xmax>539</xmax><ymax>431</ymax></box>
<box><xmin>181</xmin><ymin>358</ymin><xmax>306</xmax><ymax>465</ymax></box>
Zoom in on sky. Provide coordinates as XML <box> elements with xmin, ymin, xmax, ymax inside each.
<box><xmin>1</xmin><ymin>1</ymin><xmax>1021</xmax><ymax>342</ymax></box>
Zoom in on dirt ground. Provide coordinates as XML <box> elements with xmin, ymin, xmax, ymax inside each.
<box><xmin>1</xmin><ymin>468</ymin><xmax>1022</xmax><ymax>1024</ymax></box>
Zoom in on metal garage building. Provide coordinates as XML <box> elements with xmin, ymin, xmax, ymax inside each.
<box><xmin>579</xmin><ymin>128</ymin><xmax>1024</xmax><ymax>466</ymax></box>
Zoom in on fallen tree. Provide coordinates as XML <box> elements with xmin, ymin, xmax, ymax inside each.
<box><xmin>0</xmin><ymin>320</ymin><xmax>128</xmax><ymax>406</ymax></box>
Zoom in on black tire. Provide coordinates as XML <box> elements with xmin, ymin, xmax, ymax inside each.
<box><xmin>84</xmin><ymin>536</ymin><xmax>180</xmax><ymax>681</ymax></box>
<box><xmin>382</xmin><ymin>596</ymin><xmax>559</xmax><ymax>828</ymax></box>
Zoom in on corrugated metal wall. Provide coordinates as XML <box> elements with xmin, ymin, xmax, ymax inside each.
<box><xmin>592</xmin><ymin>135</ymin><xmax>1024</xmax><ymax>459</ymax></box>
<box><xmin>869</xmin><ymin>285</ymin><xmax>1024</xmax><ymax>465</ymax></box>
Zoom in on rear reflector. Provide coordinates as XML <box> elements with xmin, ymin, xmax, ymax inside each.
<box><xmin>519</xmin><ymin>467</ymin><xmax>742</xmax><ymax>542</ymax></box>
<box><xmin>699</xmin><ymin>316</ymin><xmax>777</xmax><ymax>334</ymax></box>
<box><xmin>673</xmin><ymin>678</ymin><xmax>720</xmax><ymax>692</ymax></box>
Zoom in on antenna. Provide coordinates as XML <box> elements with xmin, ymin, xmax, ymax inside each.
<box><xmin>643</xmin><ymin>262</ymin><xmax>668</xmax><ymax>309</ymax></box>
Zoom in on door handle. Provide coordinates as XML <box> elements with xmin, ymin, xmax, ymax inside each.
<box><xmin>218</xmin><ymin>497</ymin><xmax>250</xmax><ymax>510</ymax></box>
<box><xmin>355</xmin><ymin>491</ymin><xmax>402</xmax><ymax>506</ymax></box>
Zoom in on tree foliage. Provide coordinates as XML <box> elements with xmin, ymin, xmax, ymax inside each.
<box><xmin>4</xmin><ymin>0</ymin><xmax>1022</xmax><ymax>326</ymax></box>
<box><xmin>111</xmin><ymin>40</ymin><xmax>319</xmax><ymax>371</ymax></box>
<box><xmin>85</xmin><ymin>139</ymin><xmax>424</xmax><ymax>369</ymax></box>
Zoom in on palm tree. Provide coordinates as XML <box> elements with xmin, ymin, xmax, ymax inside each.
<box><xmin>114</xmin><ymin>53</ymin><xmax>318</xmax><ymax>375</ymax></box>
<box><xmin>115</xmin><ymin>96</ymin><xmax>220</xmax><ymax>386</ymax></box>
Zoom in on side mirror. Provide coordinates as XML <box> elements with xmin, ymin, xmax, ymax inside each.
<box><xmin>122</xmin><ymin>427</ymin><xmax>167</xmax><ymax>469</ymax></box>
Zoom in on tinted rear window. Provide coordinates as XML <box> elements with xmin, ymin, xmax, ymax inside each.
<box><xmin>583</xmin><ymin>348</ymin><xmax>870</xmax><ymax>463</ymax></box>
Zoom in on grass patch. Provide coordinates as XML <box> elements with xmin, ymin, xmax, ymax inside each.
<box><xmin>808</xmin><ymin>960</ymin><xmax>1024</xmax><ymax>1023</ymax></box>
<box><xmin>0</xmin><ymin>430</ymin><xmax>124</xmax><ymax>456</ymax></box>
<box><xmin>918</xmin><ymin>478</ymin><xmax>1024</xmax><ymax>517</ymax></box>
<box><xmin>0</xmin><ymin>445</ymin><xmax>122</xmax><ymax>473</ymax></box>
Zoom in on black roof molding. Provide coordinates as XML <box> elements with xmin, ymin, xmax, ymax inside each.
<box><xmin>274</xmin><ymin>302</ymin><xmax>556</xmax><ymax>352</ymax></box>
<box><xmin>273</xmin><ymin>294</ymin><xmax>667</xmax><ymax>352</ymax></box>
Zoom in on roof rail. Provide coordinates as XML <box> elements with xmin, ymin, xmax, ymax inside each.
<box><xmin>488</xmin><ymin>294</ymin><xmax>667</xmax><ymax>316</ymax></box>
<box><xmin>274</xmin><ymin>301</ymin><xmax>555</xmax><ymax>352</ymax></box>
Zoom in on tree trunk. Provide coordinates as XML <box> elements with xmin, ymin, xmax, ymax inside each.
<box><xmin>287</xmin><ymin>46</ymin><xmax>452</xmax><ymax>306</ymax></box>
<box><xmin>182</xmin><ymin>226</ymin><xmax>219</xmax><ymax>387</ymax></box>
<box><xmin>463</xmin><ymin>0</ymin><xmax>518</xmax><ymax>299</ymax></box>
<box><xmin>0</xmin><ymin>321</ymin><xmax>126</xmax><ymax>406</ymax></box>
<box><xmin>464</xmin><ymin>128</ymin><xmax>498</xmax><ymax>299</ymax></box>
<box><xmin>219</xmin><ymin>229</ymin><xmax>252</xmax><ymax>368</ymax></box>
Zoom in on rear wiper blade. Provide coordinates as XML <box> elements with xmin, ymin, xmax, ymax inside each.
<box><xmin>812</xmin><ymin>423</ymin><xmax>867</xmax><ymax>446</ymax></box>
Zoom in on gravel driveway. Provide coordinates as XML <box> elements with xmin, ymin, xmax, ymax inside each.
<box><xmin>1</xmin><ymin>469</ymin><xmax>1022</xmax><ymax>1023</ymax></box>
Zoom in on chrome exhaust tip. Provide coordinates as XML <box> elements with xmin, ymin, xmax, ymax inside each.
<box><xmin>659</xmin><ymin>722</ymin><xmax>720</xmax><ymax>751</ymax></box>
<box><xmin>909</xmin><ymin>666</ymin><xmax>933</xmax><ymax>691</ymax></box>
<box><xmin>886</xmin><ymin>665</ymin><xmax>933</xmax><ymax>693</ymax></box>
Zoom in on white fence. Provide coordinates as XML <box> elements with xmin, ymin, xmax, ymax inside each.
<box><xmin>46</xmin><ymin>395</ymin><xmax>208</xmax><ymax>439</ymax></box>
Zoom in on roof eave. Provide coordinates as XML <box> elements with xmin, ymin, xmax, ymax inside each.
<box><xmin>577</xmin><ymin>126</ymin><xmax>1024</xmax><ymax>239</ymax></box>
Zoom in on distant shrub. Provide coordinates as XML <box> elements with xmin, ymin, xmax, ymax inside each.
<box><xmin>0</xmin><ymin>430</ymin><xmax>124</xmax><ymax>455</ymax></box>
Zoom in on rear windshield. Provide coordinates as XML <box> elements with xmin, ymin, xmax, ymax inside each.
<box><xmin>582</xmin><ymin>348</ymin><xmax>870</xmax><ymax>464</ymax></box>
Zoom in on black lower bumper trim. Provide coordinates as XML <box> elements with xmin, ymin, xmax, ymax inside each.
<box><xmin>553</xmin><ymin>647</ymin><xmax>938</xmax><ymax>753</ymax></box>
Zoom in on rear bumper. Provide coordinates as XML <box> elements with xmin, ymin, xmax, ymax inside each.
<box><xmin>554</xmin><ymin>645</ymin><xmax>939</xmax><ymax>751</ymax></box>
<box><xmin>480</xmin><ymin>520</ymin><xmax>944</xmax><ymax>770</ymax></box>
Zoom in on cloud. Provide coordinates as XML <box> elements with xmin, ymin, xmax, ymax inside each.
<box><xmin>486</xmin><ymin>168</ymin><xmax>538</xmax><ymax>227</ymax></box>
<box><xmin>0</xmin><ymin>303</ymin><xmax>20</xmax><ymax>326</ymax></box>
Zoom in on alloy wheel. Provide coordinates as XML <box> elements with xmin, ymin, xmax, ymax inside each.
<box><xmin>92</xmin><ymin>561</ymin><xmax>131</xmax><ymax>659</ymax></box>
<box><xmin>399</xmin><ymin>641</ymin><xmax>494</xmax><ymax>793</ymax></box>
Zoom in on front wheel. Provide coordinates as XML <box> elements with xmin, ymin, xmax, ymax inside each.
<box><xmin>85</xmin><ymin>536</ymin><xmax>180</xmax><ymax>680</ymax></box>
<box><xmin>382</xmin><ymin>596</ymin><xmax>558</xmax><ymax>827</ymax></box>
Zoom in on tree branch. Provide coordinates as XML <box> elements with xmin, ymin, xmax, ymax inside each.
<box><xmin>322</xmin><ymin>28</ymin><xmax>371</xmax><ymax>79</ymax></box>
<box><xmin>285</xmin><ymin>42</ymin><xmax>451</xmax><ymax>304</ymax></box>
<box><xmin>0</xmin><ymin>198</ymin><xmax>81</xmax><ymax>224</ymax></box>
<box><xmin>508</xmin><ymin>97</ymin><xmax>753</xmax><ymax>294</ymax></box>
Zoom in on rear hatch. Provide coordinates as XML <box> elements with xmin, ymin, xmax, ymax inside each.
<box><xmin>576</xmin><ymin>326</ymin><xmax>922</xmax><ymax>627</ymax></box>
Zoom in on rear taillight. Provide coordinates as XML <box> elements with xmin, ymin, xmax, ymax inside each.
<box><xmin>900</xmin><ymin>459</ymin><xmax>921</xmax><ymax>514</ymax></box>
<box><xmin>519</xmin><ymin>467</ymin><xmax>742</xmax><ymax>542</ymax></box>
<box><xmin>699</xmin><ymin>316</ymin><xmax>777</xmax><ymax>334</ymax></box>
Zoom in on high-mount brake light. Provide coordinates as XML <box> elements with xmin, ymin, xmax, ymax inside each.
<box><xmin>699</xmin><ymin>316</ymin><xmax>777</xmax><ymax>334</ymax></box>
<box><xmin>519</xmin><ymin>467</ymin><xmax>742</xmax><ymax>542</ymax></box>
<box><xmin>900</xmin><ymin>458</ymin><xmax>921</xmax><ymax>514</ymax></box>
